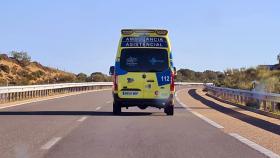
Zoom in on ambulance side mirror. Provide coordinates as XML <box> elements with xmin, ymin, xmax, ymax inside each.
<box><xmin>173</xmin><ymin>67</ymin><xmax>177</xmax><ymax>75</ymax></box>
<box><xmin>109</xmin><ymin>66</ymin><xmax>115</xmax><ymax>76</ymax></box>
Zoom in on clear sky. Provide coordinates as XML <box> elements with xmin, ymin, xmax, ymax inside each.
<box><xmin>0</xmin><ymin>0</ymin><xmax>279</xmax><ymax>74</ymax></box>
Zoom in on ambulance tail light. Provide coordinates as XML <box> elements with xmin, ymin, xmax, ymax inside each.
<box><xmin>114</xmin><ymin>75</ymin><xmax>118</xmax><ymax>91</ymax></box>
<box><xmin>170</xmin><ymin>72</ymin><xmax>175</xmax><ymax>92</ymax></box>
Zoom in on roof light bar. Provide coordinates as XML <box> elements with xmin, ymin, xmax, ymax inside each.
<box><xmin>121</xmin><ymin>29</ymin><xmax>168</xmax><ymax>35</ymax></box>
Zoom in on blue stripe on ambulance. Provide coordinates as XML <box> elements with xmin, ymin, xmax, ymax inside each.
<box><xmin>115</xmin><ymin>62</ymin><xmax>127</xmax><ymax>75</ymax></box>
<box><xmin>170</xmin><ymin>52</ymin><xmax>174</xmax><ymax>67</ymax></box>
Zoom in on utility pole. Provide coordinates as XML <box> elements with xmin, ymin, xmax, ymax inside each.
<box><xmin>278</xmin><ymin>53</ymin><xmax>280</xmax><ymax>64</ymax></box>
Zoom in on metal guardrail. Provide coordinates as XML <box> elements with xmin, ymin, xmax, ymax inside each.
<box><xmin>0</xmin><ymin>82</ymin><xmax>113</xmax><ymax>93</ymax></box>
<box><xmin>0</xmin><ymin>82</ymin><xmax>113</xmax><ymax>103</ymax></box>
<box><xmin>175</xmin><ymin>82</ymin><xmax>213</xmax><ymax>86</ymax></box>
<box><xmin>205</xmin><ymin>85</ymin><xmax>280</xmax><ymax>113</ymax></box>
<box><xmin>0</xmin><ymin>82</ymin><xmax>208</xmax><ymax>103</ymax></box>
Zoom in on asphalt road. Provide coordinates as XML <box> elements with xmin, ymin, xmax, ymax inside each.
<box><xmin>0</xmin><ymin>87</ymin><xmax>267</xmax><ymax>158</ymax></box>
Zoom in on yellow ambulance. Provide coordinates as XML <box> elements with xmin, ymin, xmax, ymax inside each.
<box><xmin>109</xmin><ymin>29</ymin><xmax>176</xmax><ymax>115</ymax></box>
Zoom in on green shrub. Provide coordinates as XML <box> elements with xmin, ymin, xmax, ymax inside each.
<box><xmin>31</xmin><ymin>70</ymin><xmax>45</xmax><ymax>78</ymax></box>
<box><xmin>17</xmin><ymin>70</ymin><xmax>29</xmax><ymax>77</ymax></box>
<box><xmin>11</xmin><ymin>66</ymin><xmax>17</xmax><ymax>74</ymax></box>
<box><xmin>0</xmin><ymin>78</ymin><xmax>6</xmax><ymax>86</ymax></box>
<box><xmin>55</xmin><ymin>74</ymin><xmax>76</xmax><ymax>83</ymax></box>
<box><xmin>0</xmin><ymin>64</ymin><xmax>10</xmax><ymax>73</ymax></box>
<box><xmin>76</xmin><ymin>73</ymin><xmax>87</xmax><ymax>82</ymax></box>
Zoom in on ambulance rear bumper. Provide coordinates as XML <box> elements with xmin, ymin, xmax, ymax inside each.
<box><xmin>113</xmin><ymin>94</ymin><xmax>174</xmax><ymax>108</ymax></box>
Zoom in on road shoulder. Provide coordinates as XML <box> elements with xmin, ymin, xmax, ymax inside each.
<box><xmin>177</xmin><ymin>88</ymin><xmax>280</xmax><ymax>155</ymax></box>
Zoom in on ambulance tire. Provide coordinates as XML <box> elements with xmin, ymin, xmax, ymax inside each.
<box><xmin>113</xmin><ymin>101</ymin><xmax>121</xmax><ymax>115</ymax></box>
<box><xmin>164</xmin><ymin>104</ymin><xmax>174</xmax><ymax>116</ymax></box>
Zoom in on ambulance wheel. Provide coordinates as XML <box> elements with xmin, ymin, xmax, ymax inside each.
<box><xmin>113</xmin><ymin>101</ymin><xmax>121</xmax><ymax>115</ymax></box>
<box><xmin>164</xmin><ymin>104</ymin><xmax>174</xmax><ymax>116</ymax></box>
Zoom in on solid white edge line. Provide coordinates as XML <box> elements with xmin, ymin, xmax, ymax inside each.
<box><xmin>41</xmin><ymin>137</ymin><xmax>62</xmax><ymax>150</ymax></box>
<box><xmin>192</xmin><ymin>111</ymin><xmax>224</xmax><ymax>129</ymax></box>
<box><xmin>229</xmin><ymin>133</ymin><xmax>280</xmax><ymax>158</ymax></box>
<box><xmin>77</xmin><ymin>116</ymin><xmax>88</xmax><ymax>122</ymax></box>
<box><xmin>0</xmin><ymin>89</ymin><xmax>110</xmax><ymax>110</ymax></box>
<box><xmin>175</xmin><ymin>89</ymin><xmax>224</xmax><ymax>129</ymax></box>
<box><xmin>95</xmin><ymin>106</ymin><xmax>101</xmax><ymax>111</ymax></box>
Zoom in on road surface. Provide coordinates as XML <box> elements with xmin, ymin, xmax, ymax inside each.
<box><xmin>0</xmin><ymin>86</ymin><xmax>278</xmax><ymax>158</ymax></box>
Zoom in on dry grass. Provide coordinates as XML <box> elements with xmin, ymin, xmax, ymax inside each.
<box><xmin>0</xmin><ymin>54</ymin><xmax>76</xmax><ymax>85</ymax></box>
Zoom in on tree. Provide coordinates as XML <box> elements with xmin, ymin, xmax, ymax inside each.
<box><xmin>10</xmin><ymin>51</ymin><xmax>31</xmax><ymax>66</ymax></box>
<box><xmin>76</xmin><ymin>73</ymin><xmax>87</xmax><ymax>82</ymax></box>
<box><xmin>88</xmin><ymin>72</ymin><xmax>107</xmax><ymax>82</ymax></box>
<box><xmin>87</xmin><ymin>72</ymin><xmax>111</xmax><ymax>82</ymax></box>
<box><xmin>55</xmin><ymin>74</ymin><xmax>76</xmax><ymax>83</ymax></box>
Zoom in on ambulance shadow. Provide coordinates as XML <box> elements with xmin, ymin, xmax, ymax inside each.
<box><xmin>188</xmin><ymin>89</ymin><xmax>280</xmax><ymax>136</ymax></box>
<box><xmin>0</xmin><ymin>111</ymin><xmax>153</xmax><ymax>116</ymax></box>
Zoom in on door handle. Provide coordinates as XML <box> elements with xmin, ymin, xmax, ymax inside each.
<box><xmin>147</xmin><ymin>80</ymin><xmax>154</xmax><ymax>82</ymax></box>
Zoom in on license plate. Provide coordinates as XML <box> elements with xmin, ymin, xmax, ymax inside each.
<box><xmin>122</xmin><ymin>91</ymin><xmax>139</xmax><ymax>96</ymax></box>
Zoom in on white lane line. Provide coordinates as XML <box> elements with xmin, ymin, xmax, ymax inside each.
<box><xmin>106</xmin><ymin>101</ymin><xmax>112</xmax><ymax>104</ymax></box>
<box><xmin>175</xmin><ymin>89</ymin><xmax>224</xmax><ymax>129</ymax></box>
<box><xmin>77</xmin><ymin>116</ymin><xmax>88</xmax><ymax>122</ymax></box>
<box><xmin>229</xmin><ymin>133</ymin><xmax>280</xmax><ymax>158</ymax></box>
<box><xmin>177</xmin><ymin>99</ymin><xmax>192</xmax><ymax>111</ymax></box>
<box><xmin>95</xmin><ymin>106</ymin><xmax>101</xmax><ymax>111</ymax></box>
<box><xmin>192</xmin><ymin>111</ymin><xmax>224</xmax><ymax>129</ymax></box>
<box><xmin>0</xmin><ymin>89</ymin><xmax>111</xmax><ymax>110</ymax></box>
<box><xmin>41</xmin><ymin>137</ymin><xmax>62</xmax><ymax>150</ymax></box>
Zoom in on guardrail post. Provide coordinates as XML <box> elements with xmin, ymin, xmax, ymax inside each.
<box><xmin>240</xmin><ymin>96</ymin><xmax>244</xmax><ymax>105</ymax></box>
<box><xmin>4</xmin><ymin>93</ymin><xmax>6</xmax><ymax>103</ymax></box>
<box><xmin>271</xmin><ymin>102</ymin><xmax>275</xmax><ymax>112</ymax></box>
<box><xmin>0</xmin><ymin>94</ymin><xmax>3</xmax><ymax>103</ymax></box>
<box><xmin>263</xmin><ymin>101</ymin><xmax>267</xmax><ymax>111</ymax></box>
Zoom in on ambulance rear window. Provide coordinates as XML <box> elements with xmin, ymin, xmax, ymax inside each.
<box><xmin>120</xmin><ymin>48</ymin><xmax>168</xmax><ymax>72</ymax></box>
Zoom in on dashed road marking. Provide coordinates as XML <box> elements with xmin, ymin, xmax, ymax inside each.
<box><xmin>106</xmin><ymin>101</ymin><xmax>112</xmax><ymax>104</ymax></box>
<box><xmin>95</xmin><ymin>106</ymin><xmax>101</xmax><ymax>111</ymax></box>
<box><xmin>41</xmin><ymin>137</ymin><xmax>62</xmax><ymax>150</ymax></box>
<box><xmin>229</xmin><ymin>133</ymin><xmax>280</xmax><ymax>158</ymax></box>
<box><xmin>77</xmin><ymin>116</ymin><xmax>88</xmax><ymax>122</ymax></box>
<box><xmin>175</xmin><ymin>89</ymin><xmax>224</xmax><ymax>129</ymax></box>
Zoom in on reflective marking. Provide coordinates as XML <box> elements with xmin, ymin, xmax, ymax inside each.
<box><xmin>77</xmin><ymin>116</ymin><xmax>88</xmax><ymax>122</ymax></box>
<box><xmin>41</xmin><ymin>137</ymin><xmax>61</xmax><ymax>150</ymax></box>
<box><xmin>95</xmin><ymin>106</ymin><xmax>101</xmax><ymax>111</ymax></box>
<box><xmin>175</xmin><ymin>89</ymin><xmax>224</xmax><ymax>129</ymax></box>
<box><xmin>229</xmin><ymin>133</ymin><xmax>280</xmax><ymax>158</ymax></box>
